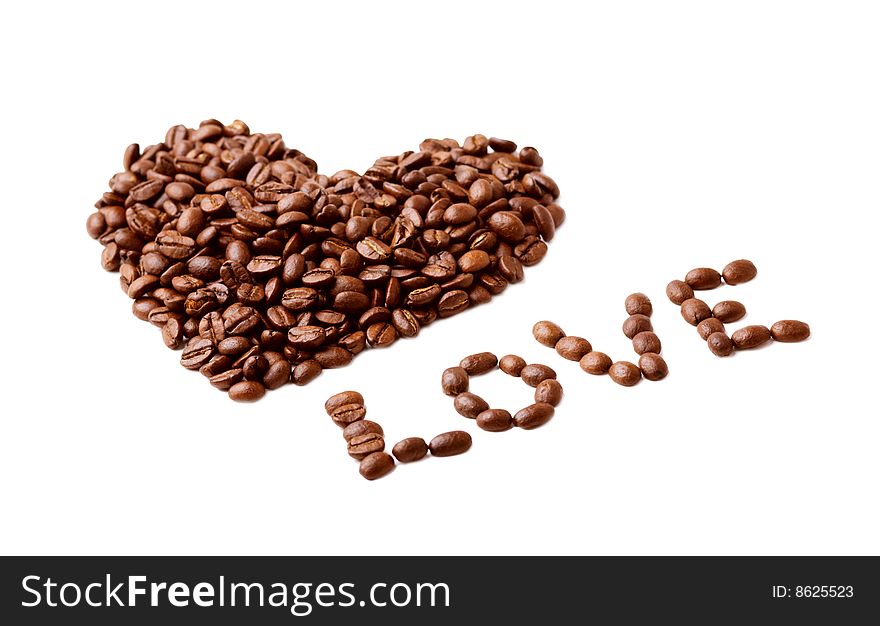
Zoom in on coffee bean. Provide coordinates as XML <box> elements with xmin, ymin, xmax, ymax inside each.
<box><xmin>458</xmin><ymin>250</ymin><xmax>490</xmax><ymax>273</ymax></box>
<box><xmin>263</xmin><ymin>360</ymin><xmax>291</xmax><ymax>389</ymax></box>
<box><xmin>685</xmin><ymin>267</ymin><xmax>722</xmax><ymax>290</ymax></box>
<box><xmin>292</xmin><ymin>359</ymin><xmax>322</xmax><ymax>385</ymax></box>
<box><xmin>459</xmin><ymin>351</ymin><xmax>498</xmax><ymax>375</ymax></box>
<box><xmin>348</xmin><ymin>432</ymin><xmax>385</xmax><ymax>460</ymax></box>
<box><xmin>228</xmin><ymin>380</ymin><xmax>266</xmax><ymax>402</ymax></box>
<box><xmin>441</xmin><ymin>367</ymin><xmax>469</xmax><ymax>396</ymax></box>
<box><xmin>625</xmin><ymin>293</ymin><xmax>653</xmax><ymax>317</ymax></box>
<box><xmin>499</xmin><ymin>354</ymin><xmax>527</xmax><ymax>377</ymax></box>
<box><xmin>532</xmin><ymin>320</ymin><xmax>565</xmax><ymax>347</ymax></box>
<box><xmin>391</xmin><ymin>308</ymin><xmax>420</xmax><ymax>338</ymax></box>
<box><xmin>392</xmin><ymin>437</ymin><xmax>429</xmax><ymax>463</ymax></box>
<box><xmin>622</xmin><ymin>314</ymin><xmax>653</xmax><ymax>339</ymax></box>
<box><xmin>331</xmin><ymin>403</ymin><xmax>367</xmax><ymax>427</ymax></box>
<box><xmin>697</xmin><ymin>318</ymin><xmax>725</xmax><ymax>341</ymax></box>
<box><xmin>666</xmin><ymin>279</ymin><xmax>694</xmax><ymax>305</ymax></box>
<box><xmin>359</xmin><ymin>452</ymin><xmax>395</xmax><ymax>480</ymax></box>
<box><xmin>513</xmin><ymin>403</ymin><xmax>555</xmax><ymax>429</ymax></box>
<box><xmin>707</xmin><ymin>331</ymin><xmax>734</xmax><ymax>357</ymax></box>
<box><xmin>437</xmin><ymin>290</ymin><xmax>469</xmax><ymax>317</ymax></box>
<box><xmin>608</xmin><ymin>361</ymin><xmax>641</xmax><ymax>386</ymax></box>
<box><xmin>555</xmin><ymin>336</ymin><xmax>592</xmax><ymax>361</ymax></box>
<box><xmin>722</xmin><ymin>259</ymin><xmax>757</xmax><ymax>285</ymax></box>
<box><xmin>487</xmin><ymin>211</ymin><xmax>525</xmax><ymax>242</ymax></box>
<box><xmin>534</xmin><ymin>379</ymin><xmax>564</xmax><ymax>406</ymax></box>
<box><xmin>712</xmin><ymin>300</ymin><xmax>746</xmax><ymax>323</ymax></box>
<box><xmin>180</xmin><ymin>338</ymin><xmax>215</xmax><ymax>370</ymax></box>
<box><xmin>680</xmin><ymin>298</ymin><xmax>713</xmax><ymax>325</ymax></box>
<box><xmin>454</xmin><ymin>392</ymin><xmax>490</xmax><ymax>418</ymax></box>
<box><xmin>476</xmin><ymin>409</ymin><xmax>513</xmax><ymax>432</ymax></box>
<box><xmin>638</xmin><ymin>353</ymin><xmax>668</xmax><ymax>381</ymax></box>
<box><xmin>344</xmin><ymin>420</ymin><xmax>384</xmax><ymax>442</ymax></box>
<box><xmin>632</xmin><ymin>331</ymin><xmax>661</xmax><ymax>355</ymax></box>
<box><xmin>210</xmin><ymin>368</ymin><xmax>243</xmax><ymax>390</ymax></box>
<box><xmin>770</xmin><ymin>320</ymin><xmax>810</xmax><ymax>343</ymax></box>
<box><xmin>288</xmin><ymin>325</ymin><xmax>326</xmax><ymax>349</ymax></box>
<box><xmin>497</xmin><ymin>255</ymin><xmax>524</xmax><ymax>283</ymax></box>
<box><xmin>429</xmin><ymin>431</ymin><xmax>473</xmax><ymax>457</ymax></box>
<box><xmin>731</xmin><ymin>325</ymin><xmax>772</xmax><ymax>349</ymax></box>
<box><xmin>314</xmin><ymin>346</ymin><xmax>353</xmax><ymax>368</ymax></box>
<box><xmin>579</xmin><ymin>351</ymin><xmax>612</xmax><ymax>375</ymax></box>
<box><xmin>520</xmin><ymin>363</ymin><xmax>557</xmax><ymax>387</ymax></box>
<box><xmin>366</xmin><ymin>322</ymin><xmax>397</xmax><ymax>347</ymax></box>
<box><xmin>326</xmin><ymin>391</ymin><xmax>364</xmax><ymax>416</ymax></box>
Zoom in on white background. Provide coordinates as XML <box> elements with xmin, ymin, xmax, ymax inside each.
<box><xmin>1</xmin><ymin>1</ymin><xmax>878</xmax><ymax>556</ymax></box>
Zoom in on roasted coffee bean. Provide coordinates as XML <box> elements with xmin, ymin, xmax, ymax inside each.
<box><xmin>534</xmin><ymin>379</ymin><xmax>564</xmax><ymax>406</ymax></box>
<box><xmin>459</xmin><ymin>352</ymin><xmax>498</xmax><ymax>375</ymax></box>
<box><xmin>441</xmin><ymin>367</ymin><xmax>469</xmax><ymax>396</ymax></box>
<box><xmin>722</xmin><ymin>259</ymin><xmax>757</xmax><ymax>285</ymax></box>
<box><xmin>532</xmin><ymin>320</ymin><xmax>565</xmax><ymax>347</ymax></box>
<box><xmin>554</xmin><ymin>336</ymin><xmax>592</xmax><ymax>361</ymax></box>
<box><xmin>625</xmin><ymin>293</ymin><xmax>653</xmax><ymax>317</ymax></box>
<box><xmin>391</xmin><ymin>308</ymin><xmax>420</xmax><ymax>338</ymax></box>
<box><xmin>228</xmin><ymin>380</ymin><xmax>265</xmax><ymax>402</ymax></box>
<box><xmin>713</xmin><ymin>300</ymin><xmax>746</xmax><ymax>323</ymax></box>
<box><xmin>288</xmin><ymin>325</ymin><xmax>326</xmax><ymax>349</ymax></box>
<box><xmin>263</xmin><ymin>360</ymin><xmax>291</xmax><ymax>389</ymax></box>
<box><xmin>348</xmin><ymin>432</ymin><xmax>385</xmax><ymax>460</ymax></box>
<box><xmin>513</xmin><ymin>403</ymin><xmax>555</xmax><ymax>430</ymax></box>
<box><xmin>210</xmin><ymin>368</ymin><xmax>244</xmax><ymax>390</ymax></box>
<box><xmin>437</xmin><ymin>290</ymin><xmax>469</xmax><ymax>317</ymax></box>
<box><xmin>429</xmin><ymin>431</ymin><xmax>472</xmax><ymax>457</ymax></box>
<box><xmin>359</xmin><ymin>452</ymin><xmax>395</xmax><ymax>480</ymax></box>
<box><xmin>697</xmin><ymin>318</ymin><xmax>726</xmax><ymax>341</ymax></box>
<box><xmin>666</xmin><ymin>280</ymin><xmax>695</xmax><ymax>305</ymax></box>
<box><xmin>314</xmin><ymin>346</ymin><xmax>353</xmax><ymax>368</ymax></box>
<box><xmin>488</xmin><ymin>211</ymin><xmax>525</xmax><ymax>241</ymax></box>
<box><xmin>497</xmin><ymin>255</ymin><xmax>524</xmax><ymax>283</ymax></box>
<box><xmin>731</xmin><ymin>325</ymin><xmax>772</xmax><ymax>349</ymax></box>
<box><xmin>325</xmin><ymin>390</ymin><xmax>364</xmax><ymax>416</ymax></box>
<box><xmin>707</xmin><ymin>332</ymin><xmax>734</xmax><ymax>357</ymax></box>
<box><xmin>366</xmin><ymin>322</ymin><xmax>397</xmax><ymax>347</ymax></box>
<box><xmin>476</xmin><ymin>409</ymin><xmax>513</xmax><ymax>432</ymax></box>
<box><xmin>520</xmin><ymin>363</ymin><xmax>557</xmax><ymax>387</ymax></box>
<box><xmin>392</xmin><ymin>437</ymin><xmax>429</xmax><ymax>463</ymax></box>
<box><xmin>622</xmin><ymin>314</ymin><xmax>653</xmax><ymax>339</ymax></box>
<box><xmin>608</xmin><ymin>361</ymin><xmax>641</xmax><ymax>386</ymax></box>
<box><xmin>132</xmin><ymin>297</ymin><xmax>160</xmax><ymax>321</ymax></box>
<box><xmin>331</xmin><ymin>403</ymin><xmax>367</xmax><ymax>427</ymax></box>
<box><xmin>344</xmin><ymin>420</ymin><xmax>384</xmax><ymax>442</ymax></box>
<box><xmin>292</xmin><ymin>359</ymin><xmax>322</xmax><ymax>385</ymax></box>
<box><xmin>638</xmin><ymin>353</ymin><xmax>668</xmax><ymax>381</ymax></box>
<box><xmin>680</xmin><ymin>298</ymin><xmax>713</xmax><ymax>325</ymax></box>
<box><xmin>499</xmin><ymin>354</ymin><xmax>527</xmax><ymax>377</ymax></box>
<box><xmin>685</xmin><ymin>267</ymin><xmax>722</xmax><ymax>290</ymax></box>
<box><xmin>770</xmin><ymin>320</ymin><xmax>810</xmax><ymax>343</ymax></box>
<box><xmin>180</xmin><ymin>338</ymin><xmax>214</xmax><ymax>370</ymax></box>
<box><xmin>454</xmin><ymin>392</ymin><xmax>490</xmax><ymax>419</ymax></box>
<box><xmin>632</xmin><ymin>331</ymin><xmax>662</xmax><ymax>355</ymax></box>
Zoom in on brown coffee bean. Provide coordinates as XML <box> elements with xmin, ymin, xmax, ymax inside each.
<box><xmin>359</xmin><ymin>452</ymin><xmax>395</xmax><ymax>480</ymax></box>
<box><xmin>458</xmin><ymin>250</ymin><xmax>490</xmax><ymax>273</ymax></box>
<box><xmin>513</xmin><ymin>403</ymin><xmax>555</xmax><ymax>429</ymax></box>
<box><xmin>366</xmin><ymin>322</ymin><xmax>397</xmax><ymax>347</ymax></box>
<box><xmin>770</xmin><ymin>320</ymin><xmax>810</xmax><ymax>343</ymax></box>
<box><xmin>632</xmin><ymin>331</ymin><xmax>661</xmax><ymax>355</ymax></box>
<box><xmin>348</xmin><ymin>432</ymin><xmax>385</xmax><ymax>460</ymax></box>
<box><xmin>499</xmin><ymin>354</ymin><xmax>527</xmax><ymax>377</ymax></box>
<box><xmin>497</xmin><ymin>255</ymin><xmax>524</xmax><ymax>283</ymax></box>
<box><xmin>731</xmin><ymin>325</ymin><xmax>772</xmax><ymax>349</ymax></box>
<box><xmin>390</xmin><ymin>308</ymin><xmax>420</xmax><ymax>338</ymax></box>
<box><xmin>459</xmin><ymin>352</ymin><xmax>498</xmax><ymax>375</ymax></box>
<box><xmin>263</xmin><ymin>360</ymin><xmax>291</xmax><ymax>389</ymax></box>
<box><xmin>314</xmin><ymin>346</ymin><xmax>353</xmax><ymax>368</ymax></box>
<box><xmin>707</xmin><ymin>332</ymin><xmax>734</xmax><ymax>357</ymax></box>
<box><xmin>288</xmin><ymin>325</ymin><xmax>326</xmax><ymax>350</ymax></box>
<box><xmin>625</xmin><ymin>293</ymin><xmax>653</xmax><ymax>317</ymax></box>
<box><xmin>555</xmin><ymin>336</ymin><xmax>592</xmax><ymax>361</ymax></box>
<box><xmin>638</xmin><ymin>353</ymin><xmax>668</xmax><ymax>381</ymax></box>
<box><xmin>622</xmin><ymin>314</ymin><xmax>653</xmax><ymax>339</ymax></box>
<box><xmin>681</xmin><ymin>298</ymin><xmax>713</xmax><ymax>325</ymax></box>
<box><xmin>325</xmin><ymin>390</ymin><xmax>365</xmax><ymax>416</ymax></box>
<box><xmin>697</xmin><ymin>318</ymin><xmax>725</xmax><ymax>341</ymax></box>
<box><xmin>487</xmin><ymin>211</ymin><xmax>525</xmax><ymax>241</ymax></box>
<box><xmin>441</xmin><ymin>367</ymin><xmax>469</xmax><ymax>396</ymax></box>
<box><xmin>534</xmin><ymin>379</ymin><xmax>564</xmax><ymax>406</ymax></box>
<box><xmin>685</xmin><ymin>267</ymin><xmax>722</xmax><ymax>290</ymax></box>
<box><xmin>608</xmin><ymin>361</ymin><xmax>641</xmax><ymax>386</ymax></box>
<box><xmin>532</xmin><ymin>320</ymin><xmax>565</xmax><ymax>347</ymax></box>
<box><xmin>713</xmin><ymin>300</ymin><xmax>746</xmax><ymax>323</ymax></box>
<box><xmin>476</xmin><ymin>409</ymin><xmax>513</xmax><ymax>432</ymax></box>
<box><xmin>520</xmin><ymin>363</ymin><xmax>557</xmax><ymax>387</ymax></box>
<box><xmin>292</xmin><ymin>360</ymin><xmax>322</xmax><ymax>385</ymax></box>
<box><xmin>453</xmin><ymin>392</ymin><xmax>490</xmax><ymax>419</ymax></box>
<box><xmin>331</xmin><ymin>403</ymin><xmax>367</xmax><ymax>427</ymax></box>
<box><xmin>392</xmin><ymin>437</ymin><xmax>429</xmax><ymax>463</ymax></box>
<box><xmin>666</xmin><ymin>280</ymin><xmax>694</xmax><ymax>305</ymax></box>
<box><xmin>437</xmin><ymin>290</ymin><xmax>469</xmax><ymax>318</ymax></box>
<box><xmin>579</xmin><ymin>351</ymin><xmax>612</xmax><ymax>375</ymax></box>
<box><xmin>429</xmin><ymin>431</ymin><xmax>472</xmax><ymax>457</ymax></box>
<box><xmin>722</xmin><ymin>259</ymin><xmax>757</xmax><ymax>285</ymax></box>
<box><xmin>228</xmin><ymin>380</ymin><xmax>266</xmax><ymax>402</ymax></box>
<box><xmin>344</xmin><ymin>420</ymin><xmax>384</xmax><ymax>442</ymax></box>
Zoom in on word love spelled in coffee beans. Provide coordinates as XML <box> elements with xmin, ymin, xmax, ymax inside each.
<box><xmin>87</xmin><ymin>120</ymin><xmax>566</xmax><ymax>401</ymax></box>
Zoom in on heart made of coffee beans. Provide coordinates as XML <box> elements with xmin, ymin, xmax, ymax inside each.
<box><xmin>86</xmin><ymin>119</ymin><xmax>566</xmax><ymax>401</ymax></box>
